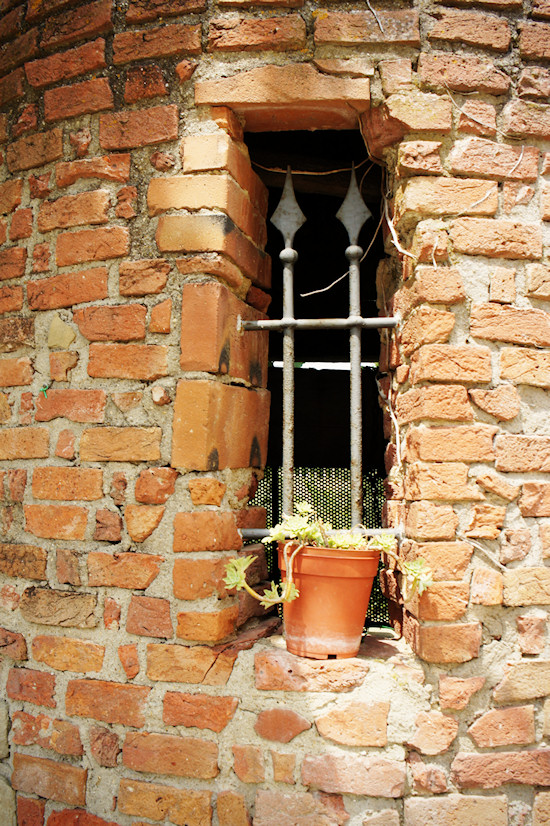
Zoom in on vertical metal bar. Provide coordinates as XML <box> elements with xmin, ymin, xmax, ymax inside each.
<box><xmin>347</xmin><ymin>245</ymin><xmax>363</xmax><ymax>527</ymax></box>
<box><xmin>281</xmin><ymin>247</ymin><xmax>297</xmax><ymax>516</ymax></box>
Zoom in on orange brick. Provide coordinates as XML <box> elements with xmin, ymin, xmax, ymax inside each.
<box><xmin>24</xmin><ymin>504</ymin><xmax>87</xmax><ymax>540</ymax></box>
<box><xmin>7</xmin><ymin>667</ymin><xmax>56</xmax><ymax>707</ymax></box>
<box><xmin>314</xmin><ymin>9</ymin><xmax>419</xmax><ymax>45</ymax></box>
<box><xmin>119</xmin><ymin>258</ymin><xmax>171</xmax><ymax>295</ymax></box>
<box><xmin>173</xmin><ymin>556</ymin><xmax>231</xmax><ymax>599</ymax></box>
<box><xmin>0</xmin><ymin>246</ymin><xmax>27</xmax><ymax>281</ymax></box>
<box><xmin>176</xmin><ymin>604</ymin><xmax>239</xmax><ymax>642</ymax></box>
<box><xmin>56</xmin><ymin>227</ymin><xmax>129</xmax><ymax>267</ymax></box>
<box><xmin>81</xmin><ymin>426</ymin><xmax>161</xmax><ymax>462</ymax></box>
<box><xmin>38</xmin><ymin>190</ymin><xmax>110</xmax><ymax>232</ymax></box>
<box><xmin>44</xmin><ymin>77</ymin><xmax>113</xmax><ymax>122</ymax></box>
<box><xmin>418</xmin><ymin>52</ymin><xmax>510</xmax><ymax>95</ymax></box>
<box><xmin>451</xmin><ymin>218</ymin><xmax>542</xmax><ymax>259</ymax></box>
<box><xmin>172</xmin><ymin>380</ymin><xmax>269</xmax><ymax>470</ymax></box>
<box><xmin>12</xmin><ymin>711</ymin><xmax>83</xmax><ymax>755</ymax></box>
<box><xmin>74</xmin><ymin>303</ymin><xmax>146</xmax><ymax>341</ymax></box>
<box><xmin>449</xmin><ymin>138</ymin><xmax>538</xmax><ymax>181</ymax></box>
<box><xmin>173</xmin><ymin>510</ymin><xmax>242</xmax><ymax>552</ymax></box>
<box><xmin>146</xmin><ymin>643</ymin><xmax>217</xmax><ymax>683</ymax></box>
<box><xmin>163</xmin><ymin>692</ymin><xmax>238</xmax><ymax>730</ymax></box>
<box><xmin>10</xmin><ymin>208</ymin><xmax>32</xmax><ymax>240</ymax></box>
<box><xmin>150</xmin><ymin>297</ymin><xmax>171</xmax><ymax>333</ymax></box>
<box><xmin>502</xmin><ymin>99</ymin><xmax>550</xmax><ymax>140</ymax></box>
<box><xmin>66</xmin><ymin>679</ymin><xmax>150</xmax><ymax>727</ymax></box>
<box><xmin>35</xmin><ymin>388</ymin><xmax>106</xmax><ymax>423</ymax></box>
<box><xmin>208</xmin><ymin>16</ymin><xmax>305</xmax><ymax>51</ymax></box>
<box><xmin>88</xmin><ymin>551</ymin><xmax>163</xmax><ymax>588</ymax></box>
<box><xmin>32</xmin><ymin>635</ymin><xmax>105</xmax><ymax>672</ymax></box>
<box><xmin>123</xmin><ymin>731</ymin><xmax>219</xmax><ymax>778</ymax></box>
<box><xmin>113</xmin><ymin>23</ymin><xmax>200</xmax><ymax>63</ymax></box>
<box><xmin>28</xmin><ymin>268</ymin><xmax>108</xmax><ymax>310</ymax></box>
<box><xmin>520</xmin><ymin>20</ymin><xmax>550</xmax><ymax>59</ymax></box>
<box><xmin>125</xmin><ymin>64</ymin><xmax>167</xmax><ymax>103</ymax></box>
<box><xmin>396</xmin><ymin>177</ymin><xmax>497</xmax><ymax>225</ymax></box>
<box><xmin>32</xmin><ymin>467</ymin><xmax>102</xmax><ymax>500</ymax></box>
<box><xmin>0</xmin><ymin>427</ymin><xmax>49</xmax><ymax>460</ymax></box>
<box><xmin>0</xmin><ymin>542</ymin><xmax>47</xmax><ymax>580</ymax></box>
<box><xmin>6</xmin><ymin>128</ymin><xmax>63</xmax><ymax>173</ymax></box>
<box><xmin>49</xmin><ymin>352</ymin><xmax>79</xmax><ymax>382</ymax></box>
<box><xmin>25</xmin><ymin>37</ymin><xmax>106</xmax><ymax>88</ymax></box>
<box><xmin>135</xmin><ymin>467</ymin><xmax>178</xmax><ymax>504</ymax></box>
<box><xmin>0</xmin><ymin>356</ymin><xmax>32</xmax><ymax>386</ymax></box>
<box><xmin>127</xmin><ymin>595</ymin><xmax>173</xmax><ymax>638</ymax></box>
<box><xmin>118</xmin><ymin>777</ymin><xmax>212</xmax><ymax>823</ymax></box>
<box><xmin>99</xmin><ymin>104</ymin><xmax>178</xmax><ymax>150</ymax></box>
<box><xmin>429</xmin><ymin>8</ymin><xmax>510</xmax><ymax>51</ymax></box>
<box><xmin>0</xmin><ymin>179</ymin><xmax>22</xmax><ymax>214</ymax></box>
<box><xmin>56</xmin><ymin>153</ymin><xmax>131</xmax><ymax>188</ymax></box>
<box><xmin>88</xmin><ymin>342</ymin><xmax>167</xmax><ymax>380</ymax></box>
<box><xmin>404</xmin><ymin>614</ymin><xmax>482</xmax><ymax>663</ymax></box>
<box><xmin>12</xmin><ymin>753</ymin><xmax>87</xmax><ymax>806</ymax></box>
<box><xmin>396</xmin><ymin>385</ymin><xmax>473</xmax><ymax>424</ymax></box>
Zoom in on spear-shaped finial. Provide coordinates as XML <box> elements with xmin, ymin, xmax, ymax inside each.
<box><xmin>336</xmin><ymin>165</ymin><xmax>372</xmax><ymax>246</ymax></box>
<box><xmin>271</xmin><ymin>167</ymin><xmax>306</xmax><ymax>249</ymax></box>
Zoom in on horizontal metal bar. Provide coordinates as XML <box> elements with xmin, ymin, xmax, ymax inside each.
<box><xmin>240</xmin><ymin>527</ymin><xmax>403</xmax><ymax>541</ymax></box>
<box><xmin>240</xmin><ymin>316</ymin><xmax>399</xmax><ymax>332</ymax></box>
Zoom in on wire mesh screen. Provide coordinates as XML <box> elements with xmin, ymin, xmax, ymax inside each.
<box><xmin>250</xmin><ymin>466</ymin><xmax>390</xmax><ymax>626</ymax></box>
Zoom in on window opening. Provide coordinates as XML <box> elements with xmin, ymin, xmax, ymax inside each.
<box><xmin>243</xmin><ymin>131</ymin><xmax>395</xmax><ymax>626</ymax></box>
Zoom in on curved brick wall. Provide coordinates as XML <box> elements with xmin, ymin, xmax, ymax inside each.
<box><xmin>1</xmin><ymin>0</ymin><xmax>550</xmax><ymax>823</ymax></box>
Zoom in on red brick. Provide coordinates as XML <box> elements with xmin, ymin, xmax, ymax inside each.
<box><xmin>118</xmin><ymin>778</ymin><xmax>212</xmax><ymax>823</ymax></box>
<box><xmin>33</xmin><ymin>635</ymin><xmax>103</xmax><ymax>673</ymax></box>
<box><xmin>163</xmin><ymin>692</ymin><xmax>238</xmax><ymax>730</ymax></box>
<box><xmin>176</xmin><ymin>605</ymin><xmax>239</xmax><ymax>642</ymax></box>
<box><xmin>123</xmin><ymin>731</ymin><xmax>218</xmax><ymax>778</ymax></box>
<box><xmin>28</xmin><ymin>268</ymin><xmax>108</xmax><ymax>310</ymax></box>
<box><xmin>7</xmin><ymin>667</ymin><xmax>56</xmax><ymax>707</ymax></box>
<box><xmin>396</xmin><ymin>385</ymin><xmax>472</xmax><ymax>424</ymax></box>
<box><xmin>468</xmin><ymin>705</ymin><xmax>535</xmax><ymax>748</ymax></box>
<box><xmin>0</xmin><ymin>626</ymin><xmax>27</xmax><ymax>659</ymax></box>
<box><xmin>81</xmin><ymin>426</ymin><xmax>161</xmax><ymax>462</ymax></box>
<box><xmin>10</xmin><ymin>209</ymin><xmax>32</xmax><ymax>241</ymax></box>
<box><xmin>301</xmin><ymin>753</ymin><xmax>405</xmax><ymax>797</ymax></box>
<box><xmin>13</xmin><ymin>711</ymin><xmax>83</xmax><ymax>755</ymax></box>
<box><xmin>172</xmin><ymin>380</ymin><xmax>269</xmax><ymax>470</ymax></box>
<box><xmin>232</xmin><ymin>744</ymin><xmax>265</xmax><ymax>783</ymax></box>
<box><xmin>173</xmin><ymin>557</ymin><xmax>231</xmax><ymax>599</ymax></box>
<box><xmin>66</xmin><ymin>679</ymin><xmax>150</xmax><ymax>727</ymax></box>
<box><xmin>25</xmin><ymin>38</ymin><xmax>106</xmax><ymax>88</ymax></box>
<box><xmin>29</xmin><ymin>174</ymin><xmax>51</xmax><ymax>199</ymax></box>
<box><xmin>126</xmin><ymin>0</ymin><xmax>205</xmax><ymax>21</ymax></box>
<box><xmin>405</xmin><ymin>796</ymin><xmax>507</xmax><ymax>826</ymax></box>
<box><xmin>44</xmin><ymin>77</ymin><xmax>113</xmax><ymax>122</ymax></box>
<box><xmin>46</xmin><ymin>811</ymin><xmax>118</xmax><ymax>826</ymax></box>
<box><xmin>35</xmin><ymin>388</ymin><xmax>106</xmax><ymax>423</ymax></box>
<box><xmin>0</xmin><ymin>356</ymin><xmax>32</xmax><ymax>387</ymax></box>
<box><xmin>0</xmin><ymin>427</ymin><xmax>48</xmax><ymax>460</ymax></box>
<box><xmin>12</xmin><ymin>753</ymin><xmax>86</xmax><ymax>806</ymax></box>
<box><xmin>113</xmin><ymin>23</ymin><xmax>200</xmax><ymax>64</ymax></box>
<box><xmin>24</xmin><ymin>504</ymin><xmax>87</xmax><ymax>540</ymax></box>
<box><xmin>0</xmin><ymin>67</ymin><xmax>25</xmax><ymax>107</ymax></box>
<box><xmin>451</xmin><ymin>218</ymin><xmax>542</xmax><ymax>259</ymax></box>
<box><xmin>54</xmin><ymin>429</ymin><xmax>74</xmax><ymax>459</ymax></box>
<box><xmin>0</xmin><ymin>29</ymin><xmax>38</xmax><ymax>75</ymax></box>
<box><xmin>123</xmin><ymin>65</ymin><xmax>165</xmax><ymax>104</ymax></box>
<box><xmin>126</xmin><ymin>595</ymin><xmax>172</xmax><ymax>638</ymax></box>
<box><xmin>89</xmin><ymin>725</ymin><xmax>120</xmax><ymax>767</ymax></box>
<box><xmin>502</xmin><ymin>100</ymin><xmax>550</xmax><ymax>140</ymax></box>
<box><xmin>56</xmin><ymin>227</ymin><xmax>129</xmax><ymax>267</ymax></box>
<box><xmin>49</xmin><ymin>352</ymin><xmax>79</xmax><ymax>382</ymax></box>
<box><xmin>87</xmin><ymin>551</ymin><xmax>162</xmax><ymax>589</ymax></box>
<box><xmin>439</xmin><ymin>676</ymin><xmax>485</xmax><ymax>710</ymax></box>
<box><xmin>100</xmin><ymin>104</ymin><xmax>178</xmax><ymax>150</ymax></box>
<box><xmin>69</xmin><ymin>126</ymin><xmax>92</xmax><ymax>157</ymax></box>
<box><xmin>255</xmin><ymin>649</ymin><xmax>369</xmax><ymax>692</ymax></box>
<box><xmin>458</xmin><ymin>100</ymin><xmax>497</xmax><ymax>137</ymax></box>
<box><xmin>116</xmin><ymin>643</ymin><xmax>138</xmax><ymax>679</ymax></box>
<box><xmin>173</xmin><ymin>511</ymin><xmax>241</xmax><ymax>553</ymax></box>
<box><xmin>404</xmin><ymin>614</ymin><xmax>481</xmax><ymax>662</ymax></box>
<box><xmin>38</xmin><ymin>190</ymin><xmax>109</xmax><ymax>233</ymax></box>
<box><xmin>0</xmin><ymin>179</ymin><xmax>22</xmax><ymax>214</ymax></box>
<box><xmin>56</xmin><ymin>154</ymin><xmax>130</xmax><ymax>188</ymax></box>
<box><xmin>150</xmin><ymin>298</ymin><xmax>171</xmax><ymax>333</ymax></box>
<box><xmin>449</xmin><ymin>138</ymin><xmax>538</xmax><ymax>182</ymax></box>
<box><xmin>429</xmin><ymin>8</ymin><xmax>510</xmax><ymax>50</ymax></box>
<box><xmin>409</xmin><ymin>710</ymin><xmax>459</xmax><ymax>755</ymax></box>
<box><xmin>32</xmin><ymin>467</ymin><xmax>102</xmax><ymax>500</ymax></box>
<box><xmin>133</xmin><ymin>467</ymin><xmax>176</xmax><ymax>505</ymax></box>
<box><xmin>7</xmin><ymin>128</ymin><xmax>63</xmax><ymax>173</ymax></box>
<box><xmin>41</xmin><ymin>0</ymin><xmax>112</xmax><ymax>50</ymax></box>
<box><xmin>119</xmin><ymin>258</ymin><xmax>170</xmax><ymax>296</ymax></box>
<box><xmin>520</xmin><ymin>21</ymin><xmax>550</xmax><ymax>59</ymax></box>
<box><xmin>103</xmin><ymin>597</ymin><xmax>121</xmax><ymax>630</ymax></box>
<box><xmin>452</xmin><ymin>749</ymin><xmax>550</xmax><ymax>788</ymax></box>
<box><xmin>0</xmin><ymin>246</ymin><xmax>26</xmax><ymax>280</ymax></box>
<box><xmin>17</xmin><ymin>797</ymin><xmax>46</xmax><ymax>826</ymax></box>
<box><xmin>314</xmin><ymin>9</ymin><xmax>419</xmax><ymax>45</ymax></box>
<box><xmin>56</xmin><ymin>548</ymin><xmax>81</xmax><ymax>586</ymax></box>
<box><xmin>519</xmin><ymin>67</ymin><xmax>550</xmax><ymax>99</ymax></box>
<box><xmin>0</xmin><ymin>6</ymin><xmax>21</xmax><ymax>43</ymax></box>
<box><xmin>0</xmin><ymin>281</ymin><xmax>24</xmax><ymax>312</ymax></box>
<box><xmin>74</xmin><ymin>304</ymin><xmax>146</xmax><ymax>342</ymax></box>
<box><xmin>146</xmin><ymin>643</ymin><xmax>217</xmax><ymax>683</ymax></box>
<box><xmin>87</xmin><ymin>342</ymin><xmax>167</xmax><ymax>380</ymax></box>
<box><xmin>208</xmin><ymin>16</ymin><xmax>305</xmax><ymax>51</ymax></box>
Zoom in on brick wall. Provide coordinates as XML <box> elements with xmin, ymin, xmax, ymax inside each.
<box><xmin>1</xmin><ymin>0</ymin><xmax>550</xmax><ymax>823</ymax></box>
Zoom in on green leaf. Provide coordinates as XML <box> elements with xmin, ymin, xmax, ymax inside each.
<box><xmin>223</xmin><ymin>555</ymin><xmax>255</xmax><ymax>591</ymax></box>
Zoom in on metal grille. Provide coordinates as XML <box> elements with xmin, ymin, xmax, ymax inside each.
<box><xmin>250</xmin><ymin>466</ymin><xmax>390</xmax><ymax>626</ymax></box>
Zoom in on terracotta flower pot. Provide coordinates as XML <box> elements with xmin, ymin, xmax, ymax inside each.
<box><xmin>277</xmin><ymin>542</ymin><xmax>380</xmax><ymax>659</ymax></box>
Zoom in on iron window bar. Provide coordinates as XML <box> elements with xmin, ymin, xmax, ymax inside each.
<box><xmin>239</xmin><ymin>167</ymin><xmax>399</xmax><ymax>531</ymax></box>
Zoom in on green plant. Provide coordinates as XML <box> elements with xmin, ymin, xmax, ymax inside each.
<box><xmin>223</xmin><ymin>501</ymin><xmax>433</xmax><ymax>608</ymax></box>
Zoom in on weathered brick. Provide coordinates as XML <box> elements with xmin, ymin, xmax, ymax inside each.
<box><xmin>0</xmin><ymin>28</ymin><xmax>38</xmax><ymax>75</ymax></box>
<box><xmin>56</xmin><ymin>227</ymin><xmax>129</xmax><ymax>267</ymax></box>
<box><xmin>10</xmin><ymin>209</ymin><xmax>32</xmax><ymax>241</ymax></box>
<box><xmin>408</xmin><ymin>710</ymin><xmax>459</xmax><ymax>755</ymax></box>
<box><xmin>0</xmin><ymin>542</ymin><xmax>47</xmax><ymax>579</ymax></box>
<box><xmin>88</xmin><ymin>551</ymin><xmax>163</xmax><ymax>589</ymax></box>
<box><xmin>12</xmin><ymin>753</ymin><xmax>86</xmax><ymax>806</ymax></box>
<box><xmin>315</xmin><ymin>701</ymin><xmax>386</xmax><ymax>746</ymax></box>
<box><xmin>451</xmin><ymin>218</ymin><xmax>542</xmax><ymax>259</ymax></box>
<box><xmin>24</xmin><ymin>504</ymin><xmax>87</xmax><ymax>540</ymax></box>
<box><xmin>32</xmin><ymin>467</ymin><xmax>102</xmax><ymax>500</ymax></box>
<box><xmin>164</xmin><ymin>692</ymin><xmax>238</xmax><ymax>731</ymax></box>
<box><xmin>397</xmin><ymin>141</ymin><xmax>443</xmax><ymax>176</ymax></box>
<box><xmin>494</xmin><ymin>661</ymin><xmax>550</xmax><ymax>704</ymax></box>
<box><xmin>124</xmin><ymin>64</ymin><xmax>167</xmax><ymax>103</ymax></box>
<box><xmin>520</xmin><ymin>483</ymin><xmax>550</xmax><ymax>517</ymax></box>
<box><xmin>404</xmin><ymin>462</ymin><xmax>482</xmax><ymax>501</ymax></box>
<box><xmin>469</xmin><ymin>384</ymin><xmax>520</xmax><ymax>420</ymax></box>
<box><xmin>429</xmin><ymin>8</ymin><xmax>510</xmax><ymax>50</ymax></box>
<box><xmin>32</xmin><ymin>636</ymin><xmax>104</xmax><ymax>672</ymax></box>
<box><xmin>88</xmin><ymin>343</ymin><xmax>167</xmax><ymax>380</ymax></box>
<box><xmin>15</xmin><ymin>798</ymin><xmax>46</xmax><ymax>826</ymax></box>
<box><xmin>56</xmin><ymin>154</ymin><xmax>130</xmax><ymax>188</ymax></box>
<box><xmin>176</xmin><ymin>605</ymin><xmax>238</xmax><ymax>642</ymax></box>
<box><xmin>452</xmin><ymin>749</ymin><xmax>550</xmax><ymax>788</ymax></box>
<box><xmin>520</xmin><ymin>20</ymin><xmax>550</xmax><ymax>59</ymax></box>
<box><xmin>172</xmin><ymin>380</ymin><xmax>269</xmax><ymax>470</ymax></box>
<box><xmin>173</xmin><ymin>511</ymin><xmax>241</xmax><ymax>553</ymax></box>
<box><xmin>477</xmin><ymin>472</ymin><xmax>519</xmax><ymax>501</ymax></box>
<box><xmin>496</xmin><ymin>434</ymin><xmax>550</xmax><ymax>472</ymax></box>
<box><xmin>519</xmin><ymin>66</ymin><xmax>550</xmax><ymax>98</ymax></box>
<box><xmin>465</xmin><ymin>503</ymin><xmax>505</xmax><ymax>539</ymax></box>
<box><xmin>404</xmin><ymin>795</ymin><xmax>507</xmax><ymax>826</ymax></box>
<box><xmin>28</xmin><ymin>268</ymin><xmax>108</xmax><ymax>310</ymax></box>
<box><xmin>458</xmin><ymin>100</ymin><xmax>497</xmax><ymax>138</ymax></box>
<box><xmin>35</xmin><ymin>388</ymin><xmax>106</xmax><ymax>424</ymax></box>
<box><xmin>518</xmin><ymin>615</ymin><xmax>546</xmax><ymax>655</ymax></box>
<box><xmin>12</xmin><ymin>711</ymin><xmax>82</xmax><ymax>755</ymax></box>
<box><xmin>119</xmin><ymin>258</ymin><xmax>171</xmax><ymax>295</ymax></box>
<box><xmin>406</xmin><ymin>424</ymin><xmax>496</xmax><ymax>462</ymax></box>
<box><xmin>439</xmin><ymin>676</ymin><xmax>485</xmax><ymax>710</ymax></box>
<box><xmin>503</xmin><ymin>568</ymin><xmax>550</xmax><ymax>606</ymax></box>
<box><xmin>146</xmin><ymin>643</ymin><xmax>217</xmax><ymax>683</ymax></box>
<box><xmin>209</xmin><ymin>16</ymin><xmax>305</xmax><ymax>51</ymax></box>
<box><xmin>100</xmin><ymin>105</ymin><xmax>178</xmax><ymax>150</ymax></box>
<box><xmin>0</xmin><ymin>246</ymin><xmax>26</xmax><ymax>280</ymax></box>
<box><xmin>380</xmin><ymin>58</ymin><xmax>412</xmax><ymax>94</ymax></box>
<box><xmin>401</xmin><ymin>540</ymin><xmax>472</xmax><ymax>581</ymax></box>
<box><xmin>0</xmin><ymin>356</ymin><xmax>32</xmax><ymax>386</ymax></box>
<box><xmin>0</xmin><ymin>627</ymin><xmax>27</xmax><ymax>660</ymax></box>
<box><xmin>404</xmin><ymin>614</ymin><xmax>481</xmax><ymax>662</ymax></box>
<box><xmin>302</xmin><ymin>753</ymin><xmax>405</xmax><ymax>797</ymax></box>
<box><xmin>113</xmin><ymin>23</ymin><xmax>200</xmax><ymax>63</ymax></box>
<box><xmin>0</xmin><ymin>179</ymin><xmax>22</xmax><ymax>214</ymax></box>
<box><xmin>150</xmin><ymin>298</ymin><xmax>171</xmax><ymax>333</ymax></box>
<box><xmin>126</xmin><ymin>0</ymin><xmax>206</xmax><ymax>21</ymax></box>
<box><xmin>56</xmin><ymin>547</ymin><xmax>81</xmax><ymax>585</ymax></box>
<box><xmin>66</xmin><ymin>679</ymin><xmax>150</xmax><ymax>728</ymax></box>
<box><xmin>449</xmin><ymin>138</ymin><xmax>538</xmax><ymax>181</ymax></box>
<box><xmin>501</xmin><ymin>100</ymin><xmax>550</xmax><ymax>140</ymax></box>
<box><xmin>25</xmin><ymin>38</ymin><xmax>106</xmax><ymax>89</ymax></box>
<box><xmin>6</xmin><ymin>128</ymin><xmax>63</xmax><ymax>173</ymax></box>
<box><xmin>44</xmin><ymin>77</ymin><xmax>113</xmax><ymax>122</ymax></box>
<box><xmin>125</xmin><ymin>504</ymin><xmax>165</xmax><ymax>543</ymax></box>
<box><xmin>501</xmin><ymin>347</ymin><xmax>550</xmax><ymax>388</ymax></box>
<box><xmin>127</xmin><ymin>595</ymin><xmax>172</xmax><ymax>638</ymax></box>
<box><xmin>123</xmin><ymin>731</ymin><xmax>219</xmax><ymax>778</ymax></box>
<box><xmin>7</xmin><ymin>667</ymin><xmax>56</xmax><ymax>707</ymax></box>
<box><xmin>41</xmin><ymin>0</ymin><xmax>112</xmax><ymax>50</ymax></box>
<box><xmin>314</xmin><ymin>9</ymin><xmax>419</xmax><ymax>45</ymax></box>
<box><xmin>233</xmin><ymin>744</ymin><xmax>265</xmax><ymax>783</ymax></box>
<box><xmin>396</xmin><ymin>385</ymin><xmax>473</xmax><ymax>424</ymax></box>
<box><xmin>218</xmin><ymin>790</ymin><xmax>252</xmax><ymax>825</ymax></box>
<box><xmin>118</xmin><ymin>778</ymin><xmax>212</xmax><ymax>824</ymax></box>
<box><xmin>409</xmin><ymin>344</ymin><xmax>492</xmax><ymax>385</ymax></box>
<box><xmin>188</xmin><ymin>477</ymin><xmax>226</xmax><ymax>506</ymax></box>
<box><xmin>418</xmin><ymin>52</ymin><xmax>510</xmax><ymax>94</ymax></box>
<box><xmin>38</xmin><ymin>190</ymin><xmax>110</xmax><ymax>233</ymax></box>
<box><xmin>409</xmin><ymin>265</ymin><xmax>466</xmax><ymax>306</ymax></box>
<box><xmin>20</xmin><ymin>587</ymin><xmax>97</xmax><ymax>628</ymax></box>
<box><xmin>0</xmin><ymin>67</ymin><xmax>25</xmax><ymax>107</ymax></box>
<box><xmin>469</xmin><ymin>705</ymin><xmax>535</xmax><ymax>747</ymax></box>
<box><xmin>396</xmin><ymin>177</ymin><xmax>497</xmax><ymax>225</ymax></box>
<box><xmin>81</xmin><ymin>426</ymin><xmax>161</xmax><ymax>462</ymax></box>
<box><xmin>74</xmin><ymin>304</ymin><xmax>146</xmax><ymax>341</ymax></box>
<box><xmin>255</xmin><ymin>649</ymin><xmax>369</xmax><ymax>691</ymax></box>
<box><xmin>173</xmin><ymin>557</ymin><xmax>231</xmax><ymax>599</ymax></box>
